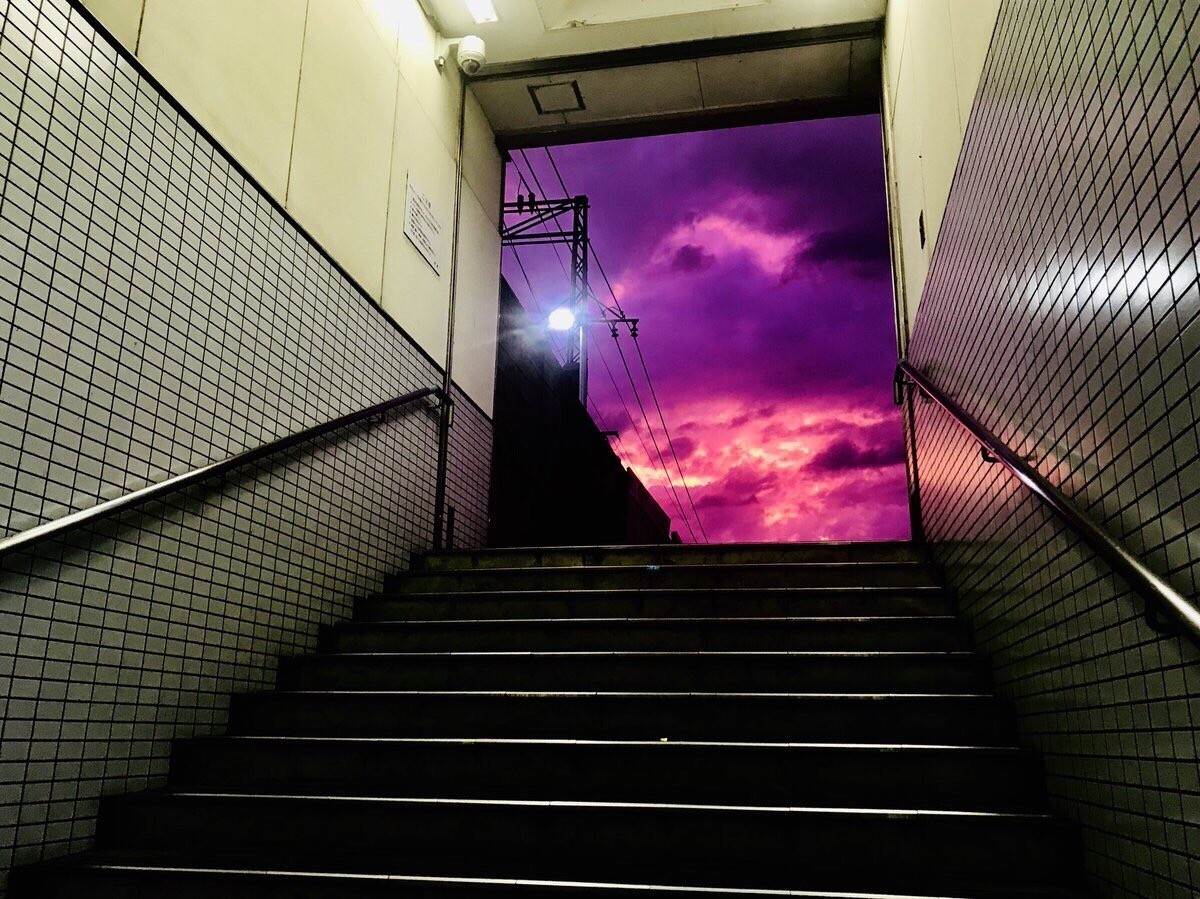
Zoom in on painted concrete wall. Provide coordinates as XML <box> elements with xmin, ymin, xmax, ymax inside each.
<box><xmin>881</xmin><ymin>0</ymin><xmax>1001</xmax><ymax>348</ymax></box>
<box><xmin>80</xmin><ymin>0</ymin><xmax>504</xmax><ymax>414</ymax></box>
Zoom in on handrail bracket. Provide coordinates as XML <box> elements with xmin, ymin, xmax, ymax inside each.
<box><xmin>895</xmin><ymin>360</ymin><xmax>1200</xmax><ymax>647</ymax></box>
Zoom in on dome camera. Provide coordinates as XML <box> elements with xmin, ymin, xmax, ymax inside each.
<box><xmin>457</xmin><ymin>36</ymin><xmax>487</xmax><ymax>75</ymax></box>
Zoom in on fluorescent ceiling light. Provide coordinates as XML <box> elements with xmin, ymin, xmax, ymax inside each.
<box><xmin>465</xmin><ymin>0</ymin><xmax>499</xmax><ymax>23</ymax></box>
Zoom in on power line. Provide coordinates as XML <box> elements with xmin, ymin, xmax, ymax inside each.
<box><xmin>507</xmin><ymin>148</ymin><xmax>706</xmax><ymax>540</ymax></box>
<box><xmin>508</xmin><ymin>155</ymin><xmax>647</xmax><ymax>471</ymax></box>
<box><xmin>506</xmin><ymin>247</ymin><xmax>541</xmax><ymax>313</ymax></box>
<box><xmin>545</xmin><ymin>146</ymin><xmax>707</xmax><ymax>542</ymax></box>
<box><xmin>545</xmin><ymin>145</ymin><xmax>571</xmax><ymax>196</ymax></box>
<box><xmin>506</xmin><ymin>156</ymin><xmax>578</xmax><ymax>362</ymax></box>
<box><xmin>504</xmin><ymin>245</ymin><xmax>570</xmax><ymax>365</ymax></box>
<box><xmin>519</xmin><ymin>149</ymin><xmax>557</xmax><ymax>206</ymax></box>
<box><xmin>589</xmin><ymin>246</ymin><xmax>626</xmax><ymax>316</ymax></box>
<box><xmin>632</xmin><ymin>334</ymin><xmax>709</xmax><ymax>542</ymax></box>
<box><xmin>609</xmin><ymin>329</ymin><xmax>697</xmax><ymax>542</ymax></box>
<box><xmin>509</xmin><ymin>155</ymin><xmax>570</xmax><ymax>281</ymax></box>
<box><xmin>587</xmin><ymin>397</ymin><xmax>631</xmax><ymax>461</ymax></box>
<box><xmin>586</xmin><ymin>327</ymin><xmax>660</xmax><ymax>481</ymax></box>
<box><xmin>513</xmin><ymin>155</ymin><xmax>651</xmax><ymax>459</ymax></box>
<box><xmin>547</xmin><ymin>151</ymin><xmax>628</xmax><ymax>319</ymax></box>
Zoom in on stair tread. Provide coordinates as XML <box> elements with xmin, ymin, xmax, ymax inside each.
<box><xmin>430</xmin><ymin>541</ymin><xmax>919</xmax><ymax>553</ymax></box>
<box><xmin>21</xmin><ymin>856</ymin><xmax>1084</xmax><ymax>899</ymax></box>
<box><xmin>191</xmin><ymin>736</ymin><xmax>1022</xmax><ymax>750</ymax></box>
<box><xmin>391</xmin><ymin>587</ymin><xmax>944</xmax><ymax>596</ymax></box>
<box><xmin>303</xmin><ymin>650</ymin><xmax>976</xmax><ymax>657</ymax></box>
<box><xmin>407</xmin><ymin>562</ymin><xmax>936</xmax><ymax>573</ymax></box>
<box><xmin>123</xmin><ymin>791</ymin><xmax>1057</xmax><ymax>819</ymax></box>
<box><xmin>11</xmin><ymin>543</ymin><xmax>1085</xmax><ymax>897</ymax></box>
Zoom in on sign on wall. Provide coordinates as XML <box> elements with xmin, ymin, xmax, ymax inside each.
<box><xmin>403</xmin><ymin>174</ymin><xmax>445</xmax><ymax>275</ymax></box>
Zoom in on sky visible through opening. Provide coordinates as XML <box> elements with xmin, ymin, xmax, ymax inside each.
<box><xmin>502</xmin><ymin>115</ymin><xmax>909</xmax><ymax>543</ymax></box>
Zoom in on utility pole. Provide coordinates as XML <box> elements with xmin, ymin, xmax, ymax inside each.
<box><xmin>501</xmin><ymin>194</ymin><xmax>591</xmax><ymax>405</ymax></box>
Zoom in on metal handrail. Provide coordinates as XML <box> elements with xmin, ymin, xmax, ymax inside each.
<box><xmin>0</xmin><ymin>386</ymin><xmax>443</xmax><ymax>561</ymax></box>
<box><xmin>896</xmin><ymin>361</ymin><xmax>1200</xmax><ymax>644</ymax></box>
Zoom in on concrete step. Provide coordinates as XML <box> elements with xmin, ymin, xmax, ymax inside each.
<box><xmin>226</xmin><ymin>691</ymin><xmax>1012</xmax><ymax>739</ymax></box>
<box><xmin>11</xmin><ymin>857</ymin><xmax>1088</xmax><ymax>899</ymax></box>
<box><xmin>322</xmin><ymin>616</ymin><xmax>969</xmax><ymax>653</ymax></box>
<box><xmin>418</xmin><ymin>541</ymin><xmax>928</xmax><ymax>570</ymax></box>
<box><xmin>360</xmin><ymin>587</ymin><xmax>952</xmax><ymax>621</ymax></box>
<box><xmin>168</xmin><ymin>736</ymin><xmax>1044</xmax><ymax>811</ymax></box>
<box><xmin>388</xmin><ymin>562</ymin><xmax>941</xmax><ymax>594</ymax></box>
<box><xmin>276</xmin><ymin>651</ymin><xmax>989</xmax><ymax>693</ymax></box>
<box><xmin>91</xmin><ymin>793</ymin><xmax>1077</xmax><ymax>892</ymax></box>
<box><xmin>229</xmin><ymin>690</ymin><xmax>1013</xmax><ymax>743</ymax></box>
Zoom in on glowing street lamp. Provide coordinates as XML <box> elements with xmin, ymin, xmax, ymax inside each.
<box><xmin>544</xmin><ymin>304</ymin><xmax>639</xmax><ymax>405</ymax></box>
<box><xmin>547</xmin><ymin>306</ymin><xmax>577</xmax><ymax>331</ymax></box>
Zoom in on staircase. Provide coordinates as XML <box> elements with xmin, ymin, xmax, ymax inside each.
<box><xmin>12</xmin><ymin>542</ymin><xmax>1083</xmax><ymax>898</ymax></box>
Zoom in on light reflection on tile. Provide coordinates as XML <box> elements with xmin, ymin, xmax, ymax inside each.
<box><xmin>909</xmin><ymin>1</ymin><xmax>1200</xmax><ymax>896</ymax></box>
<box><xmin>0</xmin><ymin>0</ymin><xmax>489</xmax><ymax>888</ymax></box>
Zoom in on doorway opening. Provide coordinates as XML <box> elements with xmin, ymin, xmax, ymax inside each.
<box><xmin>495</xmin><ymin>116</ymin><xmax>907</xmax><ymax>544</ymax></box>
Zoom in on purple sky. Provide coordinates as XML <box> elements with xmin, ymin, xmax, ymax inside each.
<box><xmin>503</xmin><ymin>115</ymin><xmax>909</xmax><ymax>543</ymax></box>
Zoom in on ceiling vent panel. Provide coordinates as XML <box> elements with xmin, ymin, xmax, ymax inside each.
<box><xmin>528</xmin><ymin>80</ymin><xmax>587</xmax><ymax>114</ymax></box>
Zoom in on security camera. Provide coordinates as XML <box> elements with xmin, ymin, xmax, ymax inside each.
<box><xmin>457</xmin><ymin>36</ymin><xmax>486</xmax><ymax>75</ymax></box>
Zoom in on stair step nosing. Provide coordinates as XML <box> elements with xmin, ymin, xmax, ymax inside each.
<box><xmin>428</xmin><ymin>540</ymin><xmax>918</xmax><ymax>552</ymax></box>
<box><xmin>296</xmin><ymin>651</ymin><xmax>977</xmax><ymax>659</ymax></box>
<box><xmin>147</xmin><ymin>793</ymin><xmax>1053</xmax><ymax>820</ymax></box>
<box><xmin>57</xmin><ymin>864</ymin><xmax>985</xmax><ymax>899</ymax></box>
<box><xmin>388</xmin><ymin>586</ymin><xmax>945</xmax><ymax>598</ymax></box>
<box><xmin>190</xmin><ymin>736</ymin><xmax>1023</xmax><ymax>752</ymax></box>
<box><xmin>405</xmin><ymin>562</ymin><xmax>934</xmax><ymax>575</ymax></box>
<box><xmin>253</xmin><ymin>690</ymin><xmax>998</xmax><ymax>698</ymax></box>
<box><xmin>336</xmin><ymin>616</ymin><xmax>961</xmax><ymax>626</ymax></box>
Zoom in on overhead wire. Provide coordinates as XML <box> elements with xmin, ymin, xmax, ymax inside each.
<box><xmin>510</xmin><ymin>155</ymin><xmax>649</xmax><ymax>471</ymax></box>
<box><xmin>505</xmin><ymin>147</ymin><xmax>707</xmax><ymax>541</ymax></box>
<box><xmin>506</xmin><ymin>161</ymin><xmax>570</xmax><ymax>361</ymax></box>
<box><xmin>586</xmin><ymin>397</ymin><xmax>631</xmax><ymax>461</ymax></box>
<box><xmin>519</xmin><ymin>150</ymin><xmax>651</xmax><ymax>463</ymax></box>
<box><xmin>631</xmin><ymin>335</ymin><xmax>710</xmax><ymax>543</ymax></box>
<box><xmin>609</xmin><ymin>327</ymin><xmax>698</xmax><ymax>542</ymax></box>
<box><xmin>544</xmin><ymin>146</ymin><xmax>708</xmax><ymax>542</ymax></box>
<box><xmin>544</xmin><ymin>148</ymin><xmax>629</xmax><ymax>321</ymax></box>
<box><xmin>512</xmin><ymin>154</ymin><xmax>641</xmax><ymax>446</ymax></box>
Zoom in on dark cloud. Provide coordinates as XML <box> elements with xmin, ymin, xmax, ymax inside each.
<box><xmin>695</xmin><ymin>467</ymin><xmax>778</xmax><ymax>509</ymax></box>
<box><xmin>729</xmin><ymin>405</ymin><xmax>777</xmax><ymax>428</ymax></box>
<box><xmin>823</xmin><ymin>474</ymin><xmax>911</xmax><ymax>509</ymax></box>
<box><xmin>683</xmin><ymin>117</ymin><xmax>889</xmax><ymax>237</ymax></box>
<box><xmin>670</xmin><ymin>244</ymin><xmax>716</xmax><ymax>272</ymax></box>
<box><xmin>782</xmin><ymin>223</ymin><xmax>891</xmax><ymax>282</ymax></box>
<box><xmin>808</xmin><ymin>436</ymin><xmax>905</xmax><ymax>473</ymax></box>
<box><xmin>670</xmin><ymin>435</ymin><xmax>698</xmax><ymax>461</ymax></box>
<box><xmin>503</xmin><ymin>116</ymin><xmax>908</xmax><ymax>541</ymax></box>
<box><xmin>595</xmin><ymin>406</ymin><xmax>634</xmax><ymax>436</ymax></box>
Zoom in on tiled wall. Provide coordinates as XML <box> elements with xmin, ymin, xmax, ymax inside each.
<box><xmin>0</xmin><ymin>0</ymin><xmax>491</xmax><ymax>890</ymax></box>
<box><xmin>908</xmin><ymin>0</ymin><xmax>1200</xmax><ymax>895</ymax></box>
<box><xmin>446</xmin><ymin>383</ymin><xmax>492</xmax><ymax>550</ymax></box>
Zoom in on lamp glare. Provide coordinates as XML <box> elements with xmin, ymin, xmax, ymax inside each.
<box><xmin>548</xmin><ymin>307</ymin><xmax>576</xmax><ymax>331</ymax></box>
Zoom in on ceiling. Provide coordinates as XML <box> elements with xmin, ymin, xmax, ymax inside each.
<box><xmin>421</xmin><ymin>1</ymin><xmax>884</xmax><ymax>146</ymax></box>
<box><xmin>471</xmin><ymin>31</ymin><xmax>880</xmax><ymax>146</ymax></box>
<box><xmin>422</xmin><ymin>0</ymin><xmax>885</xmax><ymax>63</ymax></box>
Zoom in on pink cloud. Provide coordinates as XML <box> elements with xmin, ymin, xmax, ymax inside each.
<box><xmin>505</xmin><ymin>116</ymin><xmax>906</xmax><ymax>542</ymax></box>
<box><xmin>602</xmin><ymin>395</ymin><xmax>908</xmax><ymax>543</ymax></box>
